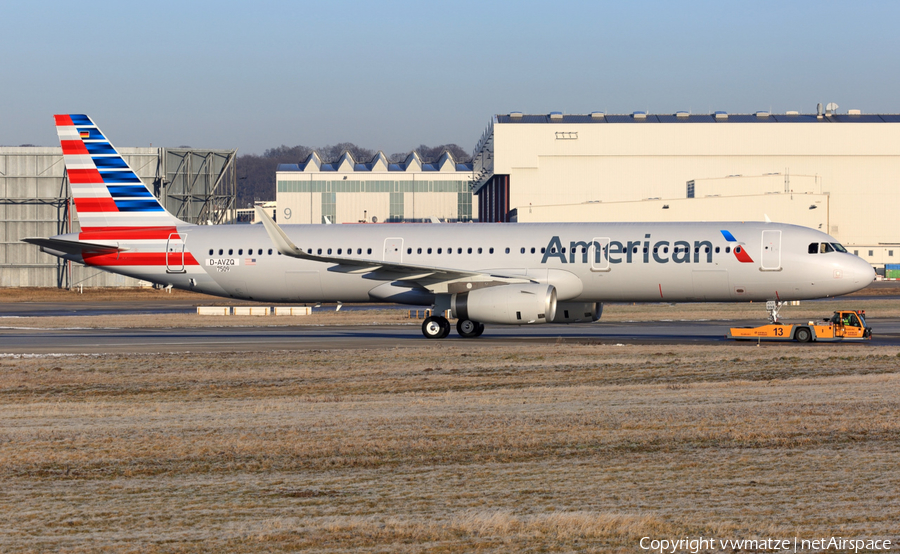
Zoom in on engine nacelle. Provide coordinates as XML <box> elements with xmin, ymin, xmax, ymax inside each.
<box><xmin>551</xmin><ymin>302</ymin><xmax>602</xmax><ymax>323</ymax></box>
<box><xmin>451</xmin><ymin>284</ymin><xmax>557</xmax><ymax>325</ymax></box>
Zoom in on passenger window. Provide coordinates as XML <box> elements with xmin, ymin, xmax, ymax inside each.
<box><xmin>218</xmin><ymin>249</ymin><xmax>223</xmax><ymax>255</ymax></box>
<box><xmin>705</xmin><ymin>247</ymin><xmax>710</xmax><ymax>253</ymax></box>
<box><xmin>504</xmin><ymin>248</ymin><xmax>509</xmax><ymax>254</ymax></box>
<box><xmin>715</xmin><ymin>246</ymin><xmax>720</xmax><ymax>253</ymax></box>
<box><xmin>663</xmin><ymin>247</ymin><xmax>668</xmax><ymax>253</ymax></box>
<box><xmin>417</xmin><ymin>248</ymin><xmax>422</xmax><ymax>254</ymax></box>
<box><xmin>467</xmin><ymin>247</ymin><xmax>472</xmax><ymax>254</ymax></box>
<box><xmin>735</xmin><ymin>246</ymin><xmax>742</xmax><ymax>253</ymax></box>
<box><xmin>457</xmin><ymin>248</ymin><xmax>462</xmax><ymax>254</ymax></box>
<box><xmin>338</xmin><ymin>249</ymin><xmax>343</xmax><ymax>255</ymax></box>
<box><xmin>317</xmin><ymin>248</ymin><xmax>322</xmax><ymax>254</ymax></box>
<box><xmin>531</xmin><ymin>247</ymin><xmax>536</xmax><ymax>254</ymax></box>
<box><xmin>367</xmin><ymin>248</ymin><xmax>372</xmax><ymax>255</ymax></box>
<box><xmin>406</xmin><ymin>248</ymin><xmax>411</xmax><ymax>254</ymax></box>
<box><xmin>520</xmin><ymin>247</ymin><xmax>525</xmax><ymax>254</ymax></box>
<box><xmin>357</xmin><ymin>248</ymin><xmax>362</xmax><ymax>254</ymax></box>
<box><xmin>808</xmin><ymin>243</ymin><xmax>818</xmax><ymax>254</ymax></box>
<box><xmin>327</xmin><ymin>248</ymin><xmax>332</xmax><ymax>254</ymax></box>
<box><xmin>238</xmin><ymin>249</ymin><xmax>243</xmax><ymax>255</ymax></box>
<box><xmin>448</xmin><ymin>248</ymin><xmax>452</xmax><ymax>254</ymax></box>
<box><xmin>725</xmin><ymin>246</ymin><xmax>730</xmax><ymax>253</ymax></box>
<box><xmin>228</xmin><ymin>249</ymin><xmax>233</xmax><ymax>255</ymax></box>
<box><xmin>208</xmin><ymin>249</ymin><xmax>213</xmax><ymax>255</ymax></box>
<box><xmin>268</xmin><ymin>249</ymin><xmax>273</xmax><ymax>255</ymax></box>
<box><xmin>438</xmin><ymin>248</ymin><xmax>443</xmax><ymax>254</ymax></box>
<box><xmin>478</xmin><ymin>248</ymin><xmax>483</xmax><ymax>254</ymax></box>
<box><xmin>427</xmin><ymin>248</ymin><xmax>432</xmax><ymax>254</ymax></box>
<box><xmin>643</xmin><ymin>247</ymin><xmax>648</xmax><ymax>253</ymax></box>
<box><xmin>541</xmin><ymin>247</ymin><xmax>545</xmax><ymax>254</ymax></box>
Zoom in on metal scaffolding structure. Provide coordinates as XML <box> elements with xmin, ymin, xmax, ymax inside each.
<box><xmin>160</xmin><ymin>149</ymin><xmax>236</xmax><ymax>225</ymax></box>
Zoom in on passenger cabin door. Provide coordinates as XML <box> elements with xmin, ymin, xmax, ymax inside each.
<box><xmin>166</xmin><ymin>233</ymin><xmax>186</xmax><ymax>274</ymax></box>
<box><xmin>760</xmin><ymin>230</ymin><xmax>782</xmax><ymax>271</ymax></box>
<box><xmin>383</xmin><ymin>237</ymin><xmax>403</xmax><ymax>263</ymax></box>
<box><xmin>590</xmin><ymin>237</ymin><xmax>611</xmax><ymax>272</ymax></box>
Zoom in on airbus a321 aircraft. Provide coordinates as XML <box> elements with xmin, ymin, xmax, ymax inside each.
<box><xmin>24</xmin><ymin>114</ymin><xmax>875</xmax><ymax>339</ymax></box>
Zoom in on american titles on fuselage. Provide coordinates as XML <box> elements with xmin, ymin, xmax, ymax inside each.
<box><xmin>540</xmin><ymin>232</ymin><xmax>750</xmax><ymax>265</ymax></box>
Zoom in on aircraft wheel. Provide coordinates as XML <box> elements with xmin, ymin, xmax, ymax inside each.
<box><xmin>423</xmin><ymin>316</ymin><xmax>451</xmax><ymax>339</ymax></box>
<box><xmin>457</xmin><ymin>319</ymin><xmax>482</xmax><ymax>338</ymax></box>
<box><xmin>794</xmin><ymin>327</ymin><xmax>812</xmax><ymax>343</ymax></box>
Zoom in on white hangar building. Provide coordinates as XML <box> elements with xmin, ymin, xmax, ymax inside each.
<box><xmin>471</xmin><ymin>109</ymin><xmax>900</xmax><ymax>268</ymax></box>
<box><xmin>276</xmin><ymin>151</ymin><xmax>476</xmax><ymax>224</ymax></box>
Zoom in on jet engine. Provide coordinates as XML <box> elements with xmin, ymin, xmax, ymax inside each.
<box><xmin>451</xmin><ymin>284</ymin><xmax>557</xmax><ymax>325</ymax></box>
<box><xmin>551</xmin><ymin>302</ymin><xmax>603</xmax><ymax>323</ymax></box>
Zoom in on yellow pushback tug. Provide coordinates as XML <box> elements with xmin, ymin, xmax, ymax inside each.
<box><xmin>728</xmin><ymin>308</ymin><xmax>872</xmax><ymax>343</ymax></box>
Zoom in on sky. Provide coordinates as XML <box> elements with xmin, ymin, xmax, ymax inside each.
<box><xmin>2</xmin><ymin>0</ymin><xmax>899</xmax><ymax>156</ymax></box>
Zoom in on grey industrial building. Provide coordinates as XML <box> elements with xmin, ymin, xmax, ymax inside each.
<box><xmin>1</xmin><ymin>147</ymin><xmax>236</xmax><ymax>287</ymax></box>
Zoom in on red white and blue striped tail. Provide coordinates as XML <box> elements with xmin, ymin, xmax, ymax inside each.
<box><xmin>54</xmin><ymin>114</ymin><xmax>185</xmax><ymax>232</ymax></box>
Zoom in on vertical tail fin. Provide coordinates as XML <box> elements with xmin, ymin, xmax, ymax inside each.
<box><xmin>54</xmin><ymin>114</ymin><xmax>184</xmax><ymax>231</ymax></box>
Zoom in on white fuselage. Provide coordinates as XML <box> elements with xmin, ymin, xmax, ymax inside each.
<box><xmin>62</xmin><ymin>221</ymin><xmax>874</xmax><ymax>305</ymax></box>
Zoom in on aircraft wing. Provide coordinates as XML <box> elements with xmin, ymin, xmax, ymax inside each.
<box><xmin>254</xmin><ymin>207</ymin><xmax>532</xmax><ymax>290</ymax></box>
<box><xmin>21</xmin><ymin>237</ymin><xmax>128</xmax><ymax>256</ymax></box>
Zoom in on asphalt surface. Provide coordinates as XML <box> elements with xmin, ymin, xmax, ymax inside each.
<box><xmin>2</xmin><ymin>318</ymin><xmax>900</xmax><ymax>354</ymax></box>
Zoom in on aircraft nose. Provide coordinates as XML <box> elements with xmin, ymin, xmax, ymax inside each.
<box><xmin>843</xmin><ymin>255</ymin><xmax>876</xmax><ymax>289</ymax></box>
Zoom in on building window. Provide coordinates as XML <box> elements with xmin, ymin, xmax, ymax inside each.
<box><xmin>890</xmin><ymin>250</ymin><xmax>894</xmax><ymax>257</ymax></box>
<box><xmin>321</xmin><ymin>192</ymin><xmax>336</xmax><ymax>224</ymax></box>
<box><xmin>389</xmin><ymin>192</ymin><xmax>404</xmax><ymax>222</ymax></box>
<box><xmin>869</xmin><ymin>250</ymin><xmax>874</xmax><ymax>256</ymax></box>
<box><xmin>458</xmin><ymin>192</ymin><xmax>472</xmax><ymax>222</ymax></box>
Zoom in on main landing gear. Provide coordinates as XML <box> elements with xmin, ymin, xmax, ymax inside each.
<box><xmin>421</xmin><ymin>316</ymin><xmax>484</xmax><ymax>339</ymax></box>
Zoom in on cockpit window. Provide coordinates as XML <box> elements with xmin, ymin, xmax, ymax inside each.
<box><xmin>808</xmin><ymin>243</ymin><xmax>818</xmax><ymax>254</ymax></box>
<box><xmin>820</xmin><ymin>243</ymin><xmax>835</xmax><ymax>253</ymax></box>
<box><xmin>832</xmin><ymin>243</ymin><xmax>848</xmax><ymax>253</ymax></box>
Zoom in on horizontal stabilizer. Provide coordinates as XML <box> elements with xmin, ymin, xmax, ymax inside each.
<box><xmin>22</xmin><ymin>237</ymin><xmax>128</xmax><ymax>256</ymax></box>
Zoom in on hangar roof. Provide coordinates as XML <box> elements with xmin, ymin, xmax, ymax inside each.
<box><xmin>277</xmin><ymin>150</ymin><xmax>473</xmax><ymax>173</ymax></box>
<box><xmin>496</xmin><ymin>112</ymin><xmax>900</xmax><ymax>124</ymax></box>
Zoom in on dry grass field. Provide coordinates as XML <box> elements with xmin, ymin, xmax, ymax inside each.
<box><xmin>1</xmin><ymin>341</ymin><xmax>899</xmax><ymax>552</ymax></box>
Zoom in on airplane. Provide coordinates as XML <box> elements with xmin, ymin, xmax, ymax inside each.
<box><xmin>23</xmin><ymin>114</ymin><xmax>875</xmax><ymax>339</ymax></box>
